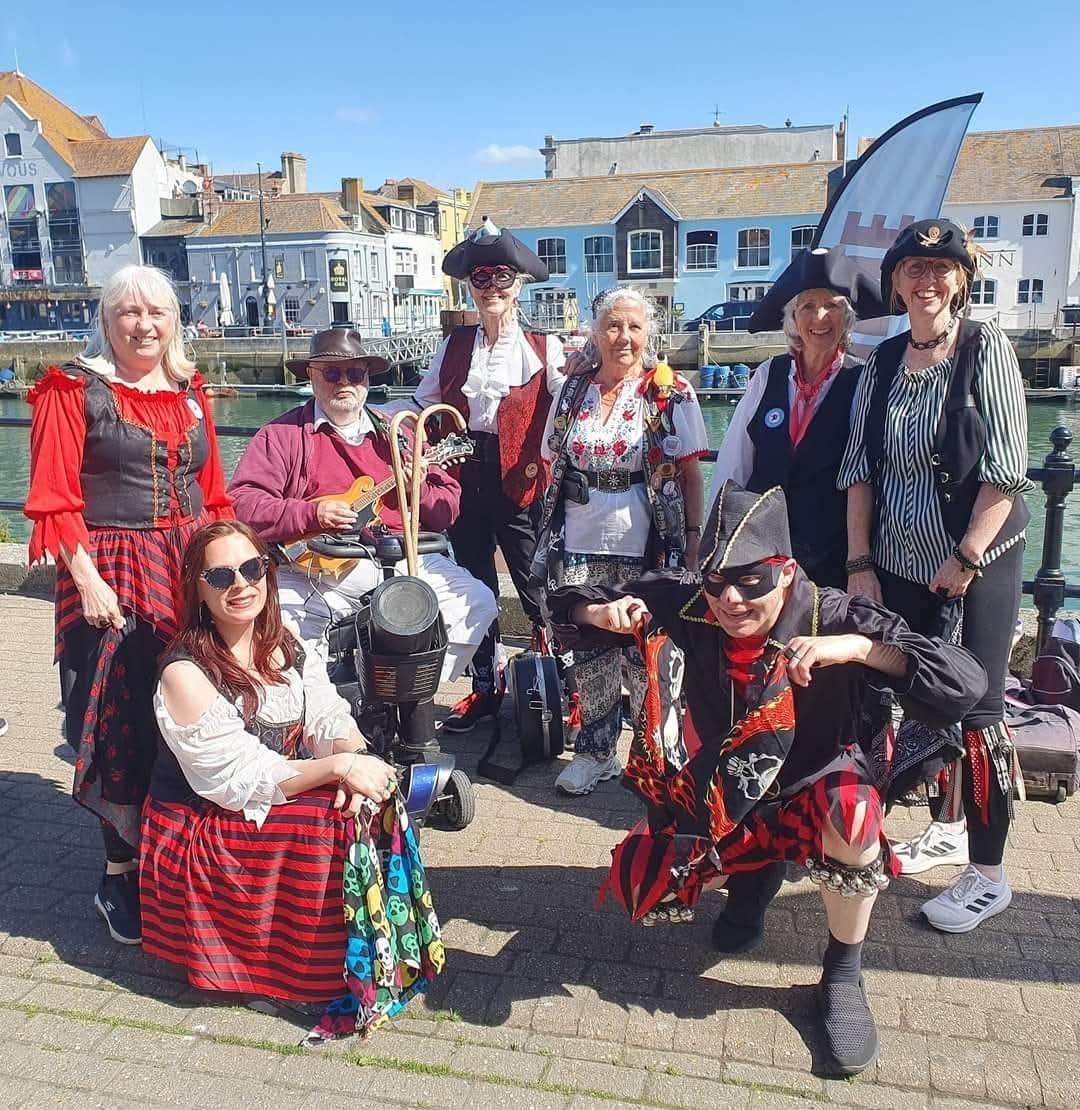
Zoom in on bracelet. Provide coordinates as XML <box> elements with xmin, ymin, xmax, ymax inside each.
<box><xmin>685</xmin><ymin>525</ymin><xmax>702</xmax><ymax>535</ymax></box>
<box><xmin>845</xmin><ymin>556</ymin><xmax>874</xmax><ymax>575</ymax></box>
<box><xmin>952</xmin><ymin>544</ymin><xmax>984</xmax><ymax>576</ymax></box>
<box><xmin>338</xmin><ymin>751</ymin><xmax>360</xmax><ymax>784</ymax></box>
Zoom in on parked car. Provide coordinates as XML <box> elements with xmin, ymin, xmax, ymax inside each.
<box><xmin>681</xmin><ymin>301</ymin><xmax>761</xmax><ymax>332</ymax></box>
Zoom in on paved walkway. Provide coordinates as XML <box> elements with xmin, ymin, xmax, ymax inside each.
<box><xmin>1</xmin><ymin>591</ymin><xmax>1079</xmax><ymax>1109</ymax></box>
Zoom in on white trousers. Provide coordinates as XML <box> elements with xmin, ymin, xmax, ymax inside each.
<box><xmin>276</xmin><ymin>553</ymin><xmax>498</xmax><ymax>683</ymax></box>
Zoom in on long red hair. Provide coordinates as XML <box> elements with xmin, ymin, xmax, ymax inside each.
<box><xmin>169</xmin><ymin>520</ymin><xmax>298</xmax><ymax>717</ymax></box>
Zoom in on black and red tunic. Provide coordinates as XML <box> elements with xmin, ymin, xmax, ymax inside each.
<box><xmin>24</xmin><ymin>363</ymin><xmax>232</xmax><ymax>845</ymax></box>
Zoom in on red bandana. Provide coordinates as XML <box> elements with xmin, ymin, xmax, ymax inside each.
<box><xmin>790</xmin><ymin>348</ymin><xmax>843</xmax><ymax>448</ymax></box>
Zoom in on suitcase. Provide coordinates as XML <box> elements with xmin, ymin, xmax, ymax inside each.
<box><xmin>1005</xmin><ymin>677</ymin><xmax>1080</xmax><ymax>804</ymax></box>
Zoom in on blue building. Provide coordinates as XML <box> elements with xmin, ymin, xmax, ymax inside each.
<box><xmin>466</xmin><ymin>161</ymin><xmax>840</xmax><ymax>330</ymax></box>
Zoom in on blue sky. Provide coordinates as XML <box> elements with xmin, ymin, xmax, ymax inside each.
<box><xmin>3</xmin><ymin>0</ymin><xmax>1078</xmax><ymax>194</ymax></box>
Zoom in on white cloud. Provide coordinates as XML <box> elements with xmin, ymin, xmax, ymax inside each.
<box><xmin>475</xmin><ymin>143</ymin><xmax>541</xmax><ymax>164</ymax></box>
<box><xmin>335</xmin><ymin>106</ymin><xmax>379</xmax><ymax>125</ymax></box>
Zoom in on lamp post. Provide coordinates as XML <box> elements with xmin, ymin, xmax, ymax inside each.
<box><xmin>256</xmin><ymin>161</ymin><xmax>271</xmax><ymax>329</ymax></box>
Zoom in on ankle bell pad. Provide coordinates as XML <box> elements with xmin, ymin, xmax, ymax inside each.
<box><xmin>807</xmin><ymin>852</ymin><xmax>890</xmax><ymax>898</ymax></box>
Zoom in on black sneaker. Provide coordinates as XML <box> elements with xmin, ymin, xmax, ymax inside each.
<box><xmin>94</xmin><ymin>871</ymin><xmax>142</xmax><ymax>945</ymax></box>
<box><xmin>817</xmin><ymin>974</ymin><xmax>879</xmax><ymax>1076</ymax></box>
<box><xmin>441</xmin><ymin>690</ymin><xmax>503</xmax><ymax>734</ymax></box>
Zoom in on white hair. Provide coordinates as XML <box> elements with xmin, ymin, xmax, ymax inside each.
<box><xmin>581</xmin><ymin>286</ymin><xmax>660</xmax><ymax>368</ymax></box>
<box><xmin>81</xmin><ymin>264</ymin><xmax>195</xmax><ymax>384</ymax></box>
<box><xmin>781</xmin><ymin>289</ymin><xmax>856</xmax><ymax>354</ymax></box>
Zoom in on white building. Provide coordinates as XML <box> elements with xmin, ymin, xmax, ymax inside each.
<box><xmin>365</xmin><ymin>193</ymin><xmax>444</xmax><ymax>330</ymax></box>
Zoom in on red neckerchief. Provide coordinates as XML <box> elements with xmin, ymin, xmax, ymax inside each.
<box><xmin>724</xmin><ymin>634</ymin><xmax>768</xmax><ymax>692</ymax></box>
<box><xmin>790</xmin><ymin>348</ymin><xmax>843</xmax><ymax>448</ymax></box>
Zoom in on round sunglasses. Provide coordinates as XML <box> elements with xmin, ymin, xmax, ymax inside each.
<box><xmin>469</xmin><ymin>267</ymin><xmax>517</xmax><ymax>290</ymax></box>
<box><xmin>200</xmin><ymin>555</ymin><xmax>271</xmax><ymax>592</ymax></box>
<box><xmin>316</xmin><ymin>365</ymin><xmax>369</xmax><ymax>384</ymax></box>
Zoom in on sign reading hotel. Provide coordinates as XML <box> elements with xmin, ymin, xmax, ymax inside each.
<box><xmin>329</xmin><ymin>258</ymin><xmax>349</xmax><ymax>293</ymax></box>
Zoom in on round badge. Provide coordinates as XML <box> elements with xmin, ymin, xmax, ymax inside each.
<box><xmin>663</xmin><ymin>480</ymin><xmax>677</xmax><ymax>497</ymax></box>
<box><xmin>187</xmin><ymin>397</ymin><xmax>204</xmax><ymax>419</ymax></box>
<box><xmin>524</xmin><ymin>462</ymin><xmax>539</xmax><ymax>479</ymax></box>
<box><xmin>547</xmin><ymin>433</ymin><xmax>562</xmax><ymax>452</ymax></box>
<box><xmin>663</xmin><ymin>435</ymin><xmax>681</xmax><ymax>456</ymax></box>
<box><xmin>764</xmin><ymin>407</ymin><xmax>785</xmax><ymax>429</ymax></box>
<box><xmin>554</xmin><ymin>415</ymin><xmax>568</xmax><ymax>433</ymax></box>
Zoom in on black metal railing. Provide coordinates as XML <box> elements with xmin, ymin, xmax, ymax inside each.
<box><xmin>1</xmin><ymin>417</ymin><xmax>1076</xmax><ymax>652</ymax></box>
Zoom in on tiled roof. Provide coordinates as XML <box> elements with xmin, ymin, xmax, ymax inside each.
<box><xmin>0</xmin><ymin>70</ymin><xmax>105</xmax><ymax>167</ymax></box>
<box><xmin>190</xmin><ymin>193</ymin><xmax>355</xmax><ymax>237</ymax></box>
<box><xmin>399</xmin><ymin>177</ymin><xmax>447</xmax><ymax>204</ymax></box>
<box><xmin>69</xmin><ymin>135</ymin><xmax>152</xmax><ymax>178</ymax></box>
<box><xmin>81</xmin><ymin>114</ymin><xmax>108</xmax><ymax>136</ymax></box>
<box><xmin>466</xmin><ymin>161</ymin><xmax>839</xmax><ymax>229</ymax></box>
<box><xmin>946</xmin><ymin>126</ymin><xmax>1080</xmax><ymax>204</ymax></box>
<box><xmin>215</xmin><ymin>170</ymin><xmax>283</xmax><ymax>192</ymax></box>
<box><xmin>141</xmin><ymin>218</ymin><xmax>207</xmax><ymax>239</ymax></box>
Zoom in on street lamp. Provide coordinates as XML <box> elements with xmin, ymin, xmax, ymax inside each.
<box><xmin>256</xmin><ymin>161</ymin><xmax>271</xmax><ymax>328</ymax></box>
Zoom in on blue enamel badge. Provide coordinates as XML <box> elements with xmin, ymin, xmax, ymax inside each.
<box><xmin>764</xmin><ymin>407</ymin><xmax>785</xmax><ymax>429</ymax></box>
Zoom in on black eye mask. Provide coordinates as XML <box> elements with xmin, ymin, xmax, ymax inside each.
<box><xmin>702</xmin><ymin>561</ymin><xmax>785</xmax><ymax>600</ymax></box>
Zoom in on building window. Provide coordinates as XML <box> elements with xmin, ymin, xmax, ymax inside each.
<box><xmin>6</xmin><ymin>184</ymin><xmax>42</xmax><ymax>279</ymax></box>
<box><xmin>969</xmin><ymin>279</ymin><xmax>997</xmax><ymax>305</ymax></box>
<box><xmin>1018</xmin><ymin>278</ymin><xmax>1044</xmax><ymax>304</ymax></box>
<box><xmin>301</xmin><ymin>248</ymin><xmax>316</xmax><ymax>281</ymax></box>
<box><xmin>972</xmin><ymin>216</ymin><xmax>999</xmax><ymax>239</ymax></box>
<box><xmin>405</xmin><ymin>211</ymin><xmax>416</xmax><ymax>232</ymax></box>
<box><xmin>584</xmin><ymin>235</ymin><xmax>614</xmax><ymax>273</ymax></box>
<box><xmin>3</xmin><ymin>133</ymin><xmax>20</xmax><ymax>157</ymax></box>
<box><xmin>728</xmin><ymin>283</ymin><xmax>772</xmax><ymax>301</ymax></box>
<box><xmin>423</xmin><ymin>215</ymin><xmax>434</xmax><ymax>235</ymax></box>
<box><xmin>370</xmin><ymin>250</ymin><xmax>380</xmax><ymax>281</ymax></box>
<box><xmin>528</xmin><ymin>288</ymin><xmax>571</xmax><ymax>329</ymax></box>
<box><xmin>537</xmin><ymin>237</ymin><xmax>567</xmax><ymax>275</ymax></box>
<box><xmin>331</xmin><ymin>301</ymin><xmax>350</xmax><ymax>324</ymax></box>
<box><xmin>737</xmin><ymin>228</ymin><xmax>770</xmax><ymax>268</ymax></box>
<box><xmin>685</xmin><ymin>230</ymin><xmax>718</xmax><ymax>271</ymax></box>
<box><xmin>790</xmin><ymin>225</ymin><xmax>815</xmax><ymax>257</ymax></box>
<box><xmin>394</xmin><ymin>248</ymin><xmax>416</xmax><ymax>275</ymax></box>
<box><xmin>390</xmin><ymin>208</ymin><xmax>403</xmax><ymax>229</ymax></box>
<box><xmin>432</xmin><ymin>255</ymin><xmax>437</xmax><ymax>276</ymax></box>
<box><xmin>46</xmin><ymin>181</ymin><xmax>83</xmax><ymax>285</ymax></box>
<box><xmin>628</xmin><ymin>230</ymin><xmax>662</xmax><ymax>272</ymax></box>
<box><xmin>249</xmin><ymin>251</ymin><xmax>258</xmax><ymax>282</ymax></box>
<box><xmin>273</xmin><ymin>255</ymin><xmax>285</xmax><ymax>279</ymax></box>
<box><xmin>284</xmin><ymin>296</ymin><xmax>301</xmax><ymax>325</ymax></box>
<box><xmin>1022</xmin><ymin>213</ymin><xmax>1048</xmax><ymax>237</ymax></box>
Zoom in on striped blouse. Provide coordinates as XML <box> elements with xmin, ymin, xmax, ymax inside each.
<box><xmin>837</xmin><ymin>321</ymin><xmax>1033</xmax><ymax>585</ymax></box>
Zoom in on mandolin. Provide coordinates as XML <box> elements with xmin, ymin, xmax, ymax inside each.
<box><xmin>278</xmin><ymin>432</ymin><xmax>473</xmax><ymax>577</ymax></box>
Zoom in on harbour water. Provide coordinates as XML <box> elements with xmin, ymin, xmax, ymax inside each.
<box><xmin>3</xmin><ymin>390</ymin><xmax>1079</xmax><ymax>589</ymax></box>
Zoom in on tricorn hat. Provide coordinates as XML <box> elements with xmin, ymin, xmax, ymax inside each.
<box><xmin>699</xmin><ymin>481</ymin><xmax>792</xmax><ymax>576</ymax></box>
<box><xmin>285</xmin><ymin>327</ymin><xmax>390</xmax><ymax>380</ymax></box>
<box><xmin>442</xmin><ymin>217</ymin><xmax>548</xmax><ymax>282</ymax></box>
<box><xmin>748</xmin><ymin>246</ymin><xmax>885</xmax><ymax>333</ymax></box>
<box><xmin>880</xmin><ymin>218</ymin><xmax>977</xmax><ymax>314</ymax></box>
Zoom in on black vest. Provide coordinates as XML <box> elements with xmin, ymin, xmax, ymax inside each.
<box><xmin>747</xmin><ymin>354</ymin><xmax>861</xmax><ymax>588</ymax></box>
<box><xmin>75</xmin><ymin>366</ymin><xmax>209</xmax><ymax>530</ymax></box>
<box><xmin>864</xmin><ymin>321</ymin><xmax>1029</xmax><ymax>546</ymax></box>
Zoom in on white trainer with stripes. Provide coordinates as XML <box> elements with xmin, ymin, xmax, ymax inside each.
<box><xmin>890</xmin><ymin>819</ymin><xmax>969</xmax><ymax>875</ymax></box>
<box><xmin>920</xmin><ymin>865</ymin><xmax>1012</xmax><ymax>933</ymax></box>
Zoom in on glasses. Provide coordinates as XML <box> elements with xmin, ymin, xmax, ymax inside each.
<box><xmin>898</xmin><ymin>259</ymin><xmax>957</xmax><ymax>280</ymax></box>
<box><xmin>200</xmin><ymin>555</ymin><xmax>271</xmax><ymax>592</ymax></box>
<box><xmin>469</xmin><ymin>267</ymin><xmax>517</xmax><ymax>290</ymax></box>
<box><xmin>316</xmin><ymin>365</ymin><xmax>369</xmax><ymax>385</ymax></box>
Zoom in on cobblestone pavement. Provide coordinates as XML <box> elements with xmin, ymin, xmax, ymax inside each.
<box><xmin>1</xmin><ymin>592</ymin><xmax>1079</xmax><ymax>1109</ymax></box>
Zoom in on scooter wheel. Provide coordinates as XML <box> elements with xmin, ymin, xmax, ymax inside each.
<box><xmin>442</xmin><ymin>768</ymin><xmax>476</xmax><ymax>830</ymax></box>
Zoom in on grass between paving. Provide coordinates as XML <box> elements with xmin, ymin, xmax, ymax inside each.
<box><xmin>2</xmin><ymin>998</ymin><xmax>836</xmax><ymax>1105</ymax></box>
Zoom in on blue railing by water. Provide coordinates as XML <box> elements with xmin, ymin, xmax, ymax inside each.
<box><xmin>1</xmin><ymin>417</ymin><xmax>1076</xmax><ymax>653</ymax></box>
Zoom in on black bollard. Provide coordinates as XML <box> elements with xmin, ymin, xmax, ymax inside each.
<box><xmin>1032</xmin><ymin>426</ymin><xmax>1075</xmax><ymax>655</ymax></box>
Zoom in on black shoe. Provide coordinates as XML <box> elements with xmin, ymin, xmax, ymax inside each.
<box><xmin>817</xmin><ymin>975</ymin><xmax>880</xmax><ymax>1076</ymax></box>
<box><xmin>94</xmin><ymin>870</ymin><xmax>142</xmax><ymax>946</ymax></box>
<box><xmin>441</xmin><ymin>690</ymin><xmax>503</xmax><ymax>734</ymax></box>
<box><xmin>711</xmin><ymin>864</ymin><xmax>784</xmax><ymax>954</ymax></box>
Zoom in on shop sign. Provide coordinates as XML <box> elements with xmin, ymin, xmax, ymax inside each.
<box><xmin>329</xmin><ymin>258</ymin><xmax>349</xmax><ymax>293</ymax></box>
<box><xmin>0</xmin><ymin>160</ymin><xmax>39</xmax><ymax>179</ymax></box>
<box><xmin>12</xmin><ymin>268</ymin><xmax>44</xmax><ymax>281</ymax></box>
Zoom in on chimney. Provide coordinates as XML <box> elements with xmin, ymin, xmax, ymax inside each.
<box><xmin>398</xmin><ymin>183</ymin><xmax>416</xmax><ymax>207</ymax></box>
<box><xmin>341</xmin><ymin>177</ymin><xmax>364</xmax><ymax>215</ymax></box>
<box><xmin>381</xmin><ymin>178</ymin><xmax>398</xmax><ymax>199</ymax></box>
<box><xmin>638</xmin><ymin>123</ymin><xmax>654</xmax><ymax>134</ymax></box>
<box><xmin>280</xmin><ymin>151</ymin><xmax>307</xmax><ymax>194</ymax></box>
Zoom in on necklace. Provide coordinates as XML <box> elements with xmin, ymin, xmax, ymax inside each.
<box><xmin>909</xmin><ymin>317</ymin><xmax>957</xmax><ymax>351</ymax></box>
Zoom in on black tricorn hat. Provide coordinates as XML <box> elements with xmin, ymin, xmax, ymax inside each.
<box><xmin>748</xmin><ymin>246</ymin><xmax>885</xmax><ymax>333</ymax></box>
<box><xmin>700</xmin><ymin>481</ymin><xmax>792</xmax><ymax>576</ymax></box>
<box><xmin>880</xmin><ymin>218</ymin><xmax>977</xmax><ymax>314</ymax></box>
<box><xmin>285</xmin><ymin>328</ymin><xmax>390</xmax><ymax>380</ymax></box>
<box><xmin>442</xmin><ymin>217</ymin><xmax>548</xmax><ymax>282</ymax></box>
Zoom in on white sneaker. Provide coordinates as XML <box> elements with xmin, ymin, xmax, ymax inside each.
<box><xmin>555</xmin><ymin>752</ymin><xmax>622</xmax><ymax>796</ymax></box>
<box><xmin>890</xmin><ymin>819</ymin><xmax>968</xmax><ymax>875</ymax></box>
<box><xmin>921</xmin><ymin>865</ymin><xmax>1012</xmax><ymax>933</ymax></box>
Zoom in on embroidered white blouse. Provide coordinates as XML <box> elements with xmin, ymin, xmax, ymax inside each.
<box><xmin>152</xmin><ymin>619</ymin><xmax>357</xmax><ymax>827</ymax></box>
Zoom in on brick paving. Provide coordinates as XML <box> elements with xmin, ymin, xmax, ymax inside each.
<box><xmin>1</xmin><ymin>590</ymin><xmax>1079</xmax><ymax>1108</ymax></box>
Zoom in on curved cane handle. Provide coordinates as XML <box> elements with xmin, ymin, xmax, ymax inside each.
<box><xmin>388</xmin><ymin>410</ymin><xmax>421</xmax><ymax>576</ymax></box>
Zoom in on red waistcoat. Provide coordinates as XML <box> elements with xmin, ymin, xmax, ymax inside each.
<box><xmin>438</xmin><ymin>325</ymin><xmax>553</xmax><ymax>508</ymax></box>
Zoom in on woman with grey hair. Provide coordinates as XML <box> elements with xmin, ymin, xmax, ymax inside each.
<box><xmin>24</xmin><ymin>263</ymin><xmax>232</xmax><ymax>946</ymax></box>
<box><xmin>707</xmin><ymin>247</ymin><xmax>884</xmax><ymax>589</ymax></box>
<box><xmin>537</xmin><ymin>286</ymin><xmax>707</xmax><ymax>796</ymax></box>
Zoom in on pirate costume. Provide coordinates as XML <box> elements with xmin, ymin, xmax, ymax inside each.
<box><xmin>550</xmin><ymin>483</ymin><xmax>986</xmax><ymax>1074</ymax></box>
<box><xmin>708</xmin><ymin>246</ymin><xmax>885</xmax><ymax>587</ymax></box>
<box><xmin>403</xmin><ymin>220</ymin><xmax>566</xmax><ymax>732</ymax></box>
<box><xmin>838</xmin><ymin>218</ymin><xmax>1032</xmax><ymax>931</ymax></box>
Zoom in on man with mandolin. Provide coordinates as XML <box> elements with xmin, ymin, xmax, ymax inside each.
<box><xmin>228</xmin><ymin>328</ymin><xmax>498</xmax><ymax>682</ymax></box>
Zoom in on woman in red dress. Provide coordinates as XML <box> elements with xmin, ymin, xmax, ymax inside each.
<box><xmin>24</xmin><ymin>264</ymin><xmax>232</xmax><ymax>945</ymax></box>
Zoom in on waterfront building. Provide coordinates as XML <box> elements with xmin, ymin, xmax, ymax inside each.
<box><xmin>0</xmin><ymin>70</ymin><xmax>180</xmax><ymax>332</ymax></box>
<box><xmin>466</xmin><ymin>161</ymin><xmax>837</xmax><ymax>329</ymax></box>
<box><xmin>541</xmin><ymin>120</ymin><xmax>842</xmax><ymax>179</ymax></box>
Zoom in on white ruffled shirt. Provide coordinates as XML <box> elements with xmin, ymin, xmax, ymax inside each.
<box><xmin>153</xmin><ymin>618</ymin><xmax>357</xmax><ymax>827</ymax></box>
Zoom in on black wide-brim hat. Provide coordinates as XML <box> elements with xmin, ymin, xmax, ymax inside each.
<box><xmin>285</xmin><ymin>328</ymin><xmax>390</xmax><ymax>380</ymax></box>
<box><xmin>748</xmin><ymin>246</ymin><xmax>885</xmax><ymax>333</ymax></box>
<box><xmin>880</xmin><ymin>218</ymin><xmax>977</xmax><ymax>314</ymax></box>
<box><xmin>700</xmin><ymin>481</ymin><xmax>792</xmax><ymax>576</ymax></box>
<box><xmin>442</xmin><ymin>218</ymin><xmax>548</xmax><ymax>282</ymax></box>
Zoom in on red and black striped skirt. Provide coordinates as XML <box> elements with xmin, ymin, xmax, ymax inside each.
<box><xmin>140</xmin><ymin>788</ymin><xmax>350</xmax><ymax>1003</ymax></box>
